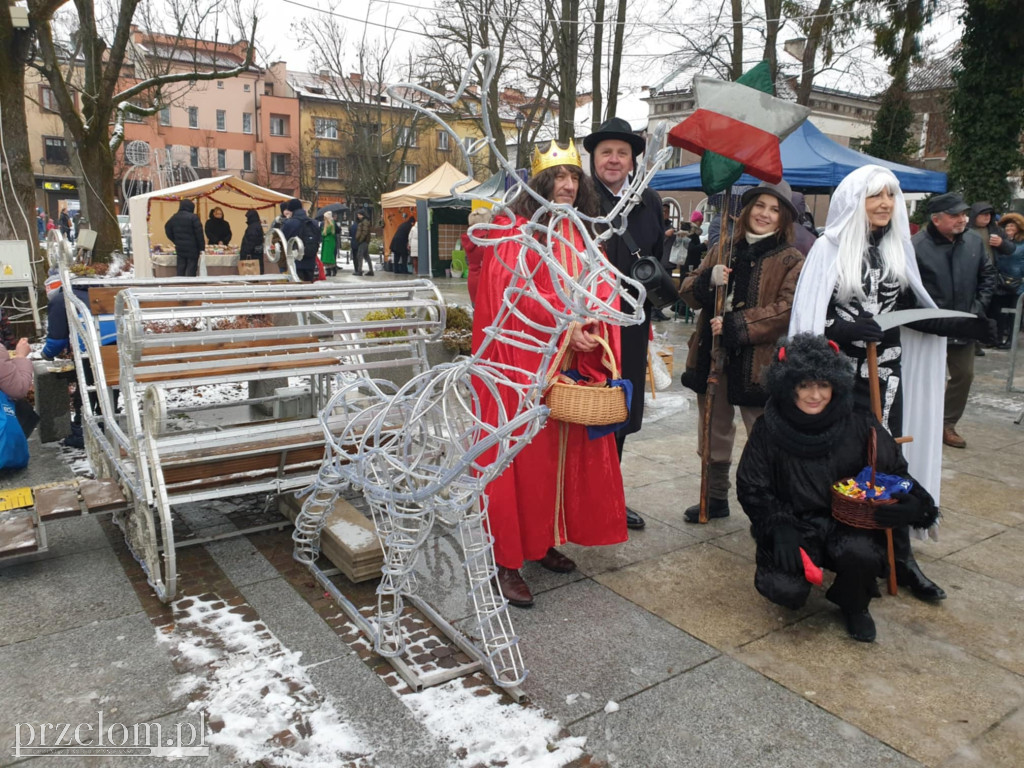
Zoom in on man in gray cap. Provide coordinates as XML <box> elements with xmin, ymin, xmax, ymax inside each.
<box><xmin>911</xmin><ymin>192</ymin><xmax>998</xmax><ymax>448</ymax></box>
<box><xmin>584</xmin><ymin>117</ymin><xmax>666</xmax><ymax>531</ymax></box>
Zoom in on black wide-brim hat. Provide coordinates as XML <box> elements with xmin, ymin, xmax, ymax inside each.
<box><xmin>583</xmin><ymin>117</ymin><xmax>647</xmax><ymax>157</ymax></box>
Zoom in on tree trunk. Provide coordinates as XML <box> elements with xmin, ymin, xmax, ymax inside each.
<box><xmin>762</xmin><ymin>0</ymin><xmax>782</xmax><ymax>83</ymax></box>
<box><xmin>0</xmin><ymin>20</ymin><xmax>48</xmax><ymax>290</ymax></box>
<box><xmin>555</xmin><ymin>0</ymin><xmax>580</xmax><ymax>142</ymax></box>
<box><xmin>591</xmin><ymin>0</ymin><xmax>604</xmax><ymax>130</ymax></box>
<box><xmin>606</xmin><ymin>0</ymin><xmax>626</xmax><ymax>119</ymax></box>
<box><xmin>730</xmin><ymin>0</ymin><xmax>743</xmax><ymax>80</ymax></box>
<box><xmin>74</xmin><ymin>137</ymin><xmax>121</xmax><ymax>263</ymax></box>
<box><xmin>797</xmin><ymin>0</ymin><xmax>834</xmax><ymax>105</ymax></box>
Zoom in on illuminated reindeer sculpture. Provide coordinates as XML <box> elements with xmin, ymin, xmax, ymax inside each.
<box><xmin>293</xmin><ymin>51</ymin><xmax>671</xmax><ymax>688</ymax></box>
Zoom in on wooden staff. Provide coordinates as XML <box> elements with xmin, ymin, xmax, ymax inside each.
<box><xmin>698</xmin><ymin>190</ymin><xmax>734</xmax><ymax>524</ymax></box>
<box><xmin>866</xmin><ymin>341</ymin><xmax>898</xmax><ymax>596</ymax></box>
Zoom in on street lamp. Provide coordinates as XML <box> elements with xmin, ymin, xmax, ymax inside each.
<box><xmin>312</xmin><ymin>147</ymin><xmax>320</xmax><ymax>209</ymax></box>
<box><xmin>514</xmin><ymin>112</ymin><xmax>525</xmax><ymax>172</ymax></box>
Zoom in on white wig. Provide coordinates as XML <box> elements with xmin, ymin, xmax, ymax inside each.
<box><xmin>828</xmin><ymin>166</ymin><xmax>911</xmax><ymax>305</ymax></box>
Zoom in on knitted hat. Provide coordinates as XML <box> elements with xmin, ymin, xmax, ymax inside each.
<box><xmin>285</xmin><ymin>198</ymin><xmax>303</xmax><ymax>212</ymax></box>
<box><xmin>690</xmin><ymin>210</ymin><xmax>704</xmax><ymax>223</ymax></box>
<box><xmin>765</xmin><ymin>333</ymin><xmax>855</xmax><ymax>405</ymax></box>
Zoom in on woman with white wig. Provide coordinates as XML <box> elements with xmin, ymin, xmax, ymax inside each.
<box><xmin>789</xmin><ymin>165</ymin><xmax>976</xmax><ymax>604</ymax></box>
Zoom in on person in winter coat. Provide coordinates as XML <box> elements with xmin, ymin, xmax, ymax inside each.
<box><xmin>238</xmin><ymin>209</ymin><xmax>265</xmax><ymax>275</ymax></box>
<box><xmin>789</xmin><ymin>166</ymin><xmax>980</xmax><ymax>604</ymax></box>
<box><xmin>204</xmin><ymin>207</ymin><xmax>232</xmax><ymax>246</ymax></box>
<box><xmin>164</xmin><ymin>199</ymin><xmax>205</xmax><ymax>277</ymax></box>
<box><xmin>59</xmin><ymin>208</ymin><xmax>73</xmax><ymax>241</ymax></box>
<box><xmin>389</xmin><ymin>215</ymin><xmax>415</xmax><ymax>274</ymax></box>
<box><xmin>789</xmin><ymin>191</ymin><xmax>818</xmax><ymax>257</ymax></box>
<box><xmin>585</xmin><ymin>117</ymin><xmax>666</xmax><ymax>531</ymax></box>
<box><xmin>353</xmin><ymin>210</ymin><xmax>374</xmax><ymax>276</ymax></box>
<box><xmin>912</xmin><ymin>193</ymin><xmax>998</xmax><ymax>449</ymax></box>
<box><xmin>991</xmin><ymin>212</ymin><xmax>1024</xmax><ymax>347</ymax></box>
<box><xmin>280</xmin><ymin>198</ymin><xmax>318</xmax><ymax>282</ymax></box>
<box><xmin>321</xmin><ymin>210</ymin><xmax>338</xmax><ymax>277</ymax></box>
<box><xmin>679</xmin><ymin>180</ymin><xmax>805</xmax><ymax>523</ymax></box>
<box><xmin>408</xmin><ymin>220</ymin><xmax>419</xmax><ymax>275</ymax></box>
<box><xmin>737</xmin><ymin>333</ymin><xmax>939</xmax><ymax>643</ymax></box>
<box><xmin>0</xmin><ymin>335</ymin><xmax>32</xmax><ymax>401</ymax></box>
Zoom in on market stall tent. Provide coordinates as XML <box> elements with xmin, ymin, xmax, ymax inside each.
<box><xmin>650</xmin><ymin>121</ymin><xmax>948</xmax><ymax>194</ymax></box>
<box><xmin>128</xmin><ymin>175</ymin><xmax>292</xmax><ymax>278</ymax></box>
<box><xmin>380</xmin><ymin>162</ymin><xmax>479</xmax><ymax>259</ymax></box>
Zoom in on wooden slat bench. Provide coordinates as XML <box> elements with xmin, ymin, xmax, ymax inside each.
<box><xmin>63</xmin><ymin>276</ymin><xmax>445</xmax><ymax>602</ymax></box>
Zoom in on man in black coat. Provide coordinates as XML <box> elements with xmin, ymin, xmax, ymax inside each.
<box><xmin>164</xmin><ymin>199</ymin><xmax>205</xmax><ymax>277</ymax></box>
<box><xmin>280</xmin><ymin>198</ymin><xmax>319</xmax><ymax>282</ymax></box>
<box><xmin>912</xmin><ymin>192</ymin><xmax>998</xmax><ymax>449</ymax></box>
<box><xmin>390</xmin><ymin>215</ymin><xmax>415</xmax><ymax>274</ymax></box>
<box><xmin>584</xmin><ymin>117</ymin><xmax>665</xmax><ymax>531</ymax></box>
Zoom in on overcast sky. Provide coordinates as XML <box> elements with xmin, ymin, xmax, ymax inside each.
<box><xmin>252</xmin><ymin>0</ymin><xmax>964</xmax><ymax>97</ymax></box>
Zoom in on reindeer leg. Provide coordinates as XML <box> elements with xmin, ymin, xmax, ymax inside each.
<box><xmin>457</xmin><ymin>491</ymin><xmax>526</xmax><ymax>687</ymax></box>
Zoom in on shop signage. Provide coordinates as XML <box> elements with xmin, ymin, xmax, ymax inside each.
<box><xmin>43</xmin><ymin>181</ymin><xmax>78</xmax><ymax>191</ymax></box>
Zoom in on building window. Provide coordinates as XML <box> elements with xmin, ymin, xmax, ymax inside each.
<box><xmin>216</xmin><ymin>110</ymin><xmax>226</xmax><ymax>131</ymax></box>
<box><xmin>217</xmin><ymin>81</ymin><xmax>224</xmax><ymax>89</ymax></box>
<box><xmin>316</xmin><ymin>157</ymin><xmax>339</xmax><ymax>179</ymax></box>
<box><xmin>397</xmin><ymin>126</ymin><xmax>417</xmax><ymax>147</ymax></box>
<box><xmin>217</xmin><ymin>148</ymin><xmax>226</xmax><ymax>170</ymax></box>
<box><xmin>269</xmin><ymin>115</ymin><xmax>288</xmax><ymax>136</ymax></box>
<box><xmin>43</xmin><ymin>137</ymin><xmax>69</xmax><ymax>165</ymax></box>
<box><xmin>461</xmin><ymin>136</ymin><xmax>475</xmax><ymax>153</ymax></box>
<box><xmin>188</xmin><ymin>106</ymin><xmax>198</xmax><ymax>128</ymax></box>
<box><xmin>159</xmin><ymin>106</ymin><xmax>171</xmax><ymax>126</ymax></box>
<box><xmin>242</xmin><ymin>150</ymin><xmax>253</xmax><ymax>172</ymax></box>
<box><xmin>314</xmin><ymin>117</ymin><xmax>338</xmax><ymax>140</ymax></box>
<box><xmin>398</xmin><ymin>164</ymin><xmax>417</xmax><ymax>185</ymax></box>
<box><xmin>242</xmin><ymin>113</ymin><xmax>252</xmax><ymax>134</ymax></box>
<box><xmin>244</xmin><ymin>83</ymin><xmax>251</xmax><ymax>92</ymax></box>
<box><xmin>438</xmin><ymin>131</ymin><xmax>449</xmax><ymax>151</ymax></box>
<box><xmin>264</xmin><ymin>83</ymin><xmax>274</xmax><ymax>96</ymax></box>
<box><xmin>190</xmin><ymin>147</ymin><xmax>199</xmax><ymax>167</ymax></box>
<box><xmin>40</xmin><ymin>86</ymin><xmax>59</xmax><ymax>112</ymax></box>
<box><xmin>270</xmin><ymin>153</ymin><xmax>289</xmax><ymax>174</ymax></box>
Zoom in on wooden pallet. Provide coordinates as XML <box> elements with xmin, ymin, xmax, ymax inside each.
<box><xmin>279</xmin><ymin>494</ymin><xmax>383</xmax><ymax>583</ymax></box>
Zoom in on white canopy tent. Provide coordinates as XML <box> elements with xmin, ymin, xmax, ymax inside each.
<box><xmin>128</xmin><ymin>175</ymin><xmax>292</xmax><ymax>278</ymax></box>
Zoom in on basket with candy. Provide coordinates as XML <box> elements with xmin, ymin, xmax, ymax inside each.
<box><xmin>830</xmin><ymin>428</ymin><xmax>913</xmax><ymax>530</ymax></box>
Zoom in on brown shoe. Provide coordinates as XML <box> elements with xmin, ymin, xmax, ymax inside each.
<box><xmin>942</xmin><ymin>425</ymin><xmax>966</xmax><ymax>449</ymax></box>
<box><xmin>538</xmin><ymin>547</ymin><xmax>576</xmax><ymax>573</ymax></box>
<box><xmin>496</xmin><ymin>566</ymin><xmax>534</xmax><ymax>607</ymax></box>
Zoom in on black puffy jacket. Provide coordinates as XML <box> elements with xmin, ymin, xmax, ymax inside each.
<box><xmin>239</xmin><ymin>209</ymin><xmax>264</xmax><ymax>260</ymax></box>
<box><xmin>737</xmin><ymin>410</ymin><xmax>938</xmax><ymax>544</ymax></box>
<box><xmin>164</xmin><ymin>200</ymin><xmax>205</xmax><ymax>260</ymax></box>
<box><xmin>205</xmin><ymin>214</ymin><xmax>232</xmax><ymax>246</ymax></box>
<box><xmin>280</xmin><ymin>209</ymin><xmax>317</xmax><ymax>270</ymax></box>
<box><xmin>912</xmin><ymin>224</ymin><xmax>997</xmax><ymax>324</ymax></box>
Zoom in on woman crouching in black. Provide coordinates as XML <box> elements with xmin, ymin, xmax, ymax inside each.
<box><xmin>736</xmin><ymin>333</ymin><xmax>938</xmax><ymax>642</ymax></box>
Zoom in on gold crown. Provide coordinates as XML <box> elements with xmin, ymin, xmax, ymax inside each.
<box><xmin>530</xmin><ymin>139</ymin><xmax>582</xmax><ymax>176</ymax></box>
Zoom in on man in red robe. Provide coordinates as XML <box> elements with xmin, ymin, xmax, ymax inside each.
<box><xmin>470</xmin><ymin>141</ymin><xmax>628</xmax><ymax>607</ymax></box>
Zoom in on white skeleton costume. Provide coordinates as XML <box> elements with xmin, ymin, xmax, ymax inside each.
<box><xmin>789</xmin><ymin>165</ymin><xmax>946</xmax><ymax>520</ymax></box>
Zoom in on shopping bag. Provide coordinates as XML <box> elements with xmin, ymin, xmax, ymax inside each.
<box><xmin>0</xmin><ymin>392</ymin><xmax>30</xmax><ymax>470</ymax></box>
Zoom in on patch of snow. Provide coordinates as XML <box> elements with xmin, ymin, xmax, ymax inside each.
<box><xmin>157</xmin><ymin>595</ymin><xmax>371</xmax><ymax>767</ymax></box>
<box><xmin>603</xmin><ymin>701</ymin><xmax>619</xmax><ymax>714</ymax></box>
<box><xmin>401</xmin><ymin>679</ymin><xmax>586</xmax><ymax>768</ymax></box>
<box><xmin>327</xmin><ymin>518</ymin><xmax>376</xmax><ymax>548</ymax></box>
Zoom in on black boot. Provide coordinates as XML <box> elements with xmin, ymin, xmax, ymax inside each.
<box><xmin>843</xmin><ymin>609</ymin><xmax>876</xmax><ymax>642</ymax></box>
<box><xmin>684</xmin><ymin>498</ymin><xmax>729</xmax><ymax>523</ymax></box>
<box><xmin>895</xmin><ymin>559</ymin><xmax>947</xmax><ymax>602</ymax></box>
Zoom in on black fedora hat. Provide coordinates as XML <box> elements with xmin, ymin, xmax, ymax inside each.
<box><xmin>583</xmin><ymin>117</ymin><xmax>646</xmax><ymax>157</ymax></box>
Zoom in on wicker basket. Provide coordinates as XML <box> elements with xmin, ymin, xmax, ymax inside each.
<box><xmin>545</xmin><ymin>334</ymin><xmax>628</xmax><ymax>426</ymax></box>
<box><xmin>830</xmin><ymin>428</ymin><xmax>896</xmax><ymax>529</ymax></box>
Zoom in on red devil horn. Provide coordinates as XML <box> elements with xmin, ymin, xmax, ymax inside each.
<box><xmin>828</xmin><ymin>340</ymin><xmax>840</xmax><ymax>355</ymax></box>
<box><xmin>778</xmin><ymin>346</ymin><xmax>786</xmax><ymax>362</ymax></box>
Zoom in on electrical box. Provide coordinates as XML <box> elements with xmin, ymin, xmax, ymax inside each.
<box><xmin>0</xmin><ymin>241</ymin><xmax>33</xmax><ymax>284</ymax></box>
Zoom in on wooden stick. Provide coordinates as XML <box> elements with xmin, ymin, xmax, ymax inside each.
<box><xmin>647</xmin><ymin>350</ymin><xmax>657</xmax><ymax>400</ymax></box>
<box><xmin>867</xmin><ymin>341</ymin><xmax>898</xmax><ymax>596</ymax></box>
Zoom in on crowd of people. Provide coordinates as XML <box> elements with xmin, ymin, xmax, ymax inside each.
<box><xmin>19</xmin><ymin>112</ymin><xmax>1024</xmax><ymax>646</ymax></box>
<box><xmin>461</xmin><ymin>119</ymin><xmax>1020</xmax><ymax>645</ymax></box>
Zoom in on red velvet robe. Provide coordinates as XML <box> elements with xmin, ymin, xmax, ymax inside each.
<box><xmin>470</xmin><ymin>215</ymin><xmax>627</xmax><ymax>569</ymax></box>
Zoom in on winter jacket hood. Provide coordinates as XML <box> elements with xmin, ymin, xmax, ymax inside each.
<box><xmin>178</xmin><ymin>200</ymin><xmax>195</xmax><ymax>214</ymax></box>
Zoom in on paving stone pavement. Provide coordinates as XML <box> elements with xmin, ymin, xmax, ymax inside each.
<box><xmin>1</xmin><ymin>276</ymin><xmax>1022</xmax><ymax>767</ymax></box>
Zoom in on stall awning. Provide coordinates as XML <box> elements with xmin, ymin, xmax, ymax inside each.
<box><xmin>380</xmin><ymin>162</ymin><xmax>479</xmax><ymax>209</ymax></box>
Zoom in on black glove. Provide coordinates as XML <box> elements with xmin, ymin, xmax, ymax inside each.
<box><xmin>873</xmin><ymin>492</ymin><xmax>925</xmax><ymax>528</ymax></box>
<box><xmin>828</xmin><ymin>312</ymin><xmax>884</xmax><ymax>345</ymax></box>
<box><xmin>772</xmin><ymin>525</ymin><xmax>802</xmax><ymax>574</ymax></box>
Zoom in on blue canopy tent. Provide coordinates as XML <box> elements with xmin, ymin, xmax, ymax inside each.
<box><xmin>651</xmin><ymin>121</ymin><xmax>947</xmax><ymax>194</ymax></box>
